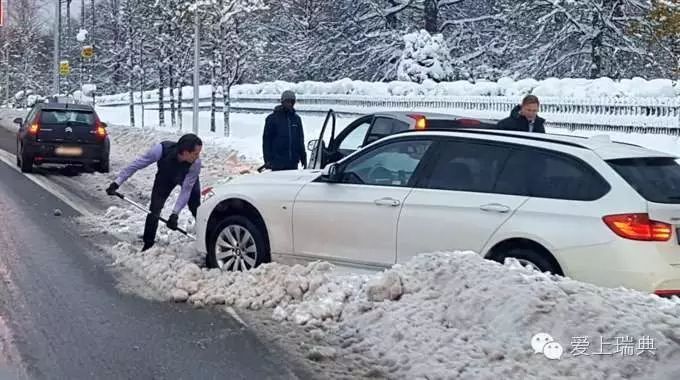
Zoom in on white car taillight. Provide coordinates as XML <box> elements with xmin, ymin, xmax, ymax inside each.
<box><xmin>603</xmin><ymin>213</ymin><xmax>672</xmax><ymax>241</ymax></box>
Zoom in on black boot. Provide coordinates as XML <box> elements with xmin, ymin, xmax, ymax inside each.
<box><xmin>141</xmin><ymin>241</ymin><xmax>154</xmax><ymax>252</ymax></box>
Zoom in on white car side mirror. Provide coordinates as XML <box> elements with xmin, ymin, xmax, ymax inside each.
<box><xmin>307</xmin><ymin>139</ymin><xmax>318</xmax><ymax>151</ymax></box>
<box><xmin>321</xmin><ymin>163</ymin><xmax>340</xmax><ymax>182</ymax></box>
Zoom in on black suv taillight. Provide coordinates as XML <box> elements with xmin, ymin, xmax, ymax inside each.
<box><xmin>94</xmin><ymin>120</ymin><xmax>107</xmax><ymax>140</ymax></box>
<box><xmin>28</xmin><ymin>111</ymin><xmax>41</xmax><ymax>137</ymax></box>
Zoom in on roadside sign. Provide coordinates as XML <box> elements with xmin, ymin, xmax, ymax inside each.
<box><xmin>81</xmin><ymin>45</ymin><xmax>93</xmax><ymax>59</ymax></box>
<box><xmin>59</xmin><ymin>60</ymin><xmax>70</xmax><ymax>76</ymax></box>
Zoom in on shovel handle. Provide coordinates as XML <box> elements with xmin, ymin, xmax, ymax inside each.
<box><xmin>114</xmin><ymin>191</ymin><xmax>195</xmax><ymax>239</ymax></box>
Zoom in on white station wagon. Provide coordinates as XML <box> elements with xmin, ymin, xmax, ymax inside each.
<box><xmin>196</xmin><ymin>129</ymin><xmax>680</xmax><ymax>296</ymax></box>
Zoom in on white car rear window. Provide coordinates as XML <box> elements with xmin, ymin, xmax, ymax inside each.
<box><xmin>608</xmin><ymin>157</ymin><xmax>680</xmax><ymax>204</ymax></box>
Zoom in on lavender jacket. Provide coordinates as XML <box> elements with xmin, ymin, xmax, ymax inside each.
<box><xmin>114</xmin><ymin>143</ymin><xmax>202</xmax><ymax>215</ymax></box>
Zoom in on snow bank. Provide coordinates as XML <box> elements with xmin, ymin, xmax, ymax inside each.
<box><xmin>85</xmin><ymin>213</ymin><xmax>680</xmax><ymax>379</ymax></box>
<box><xmin>328</xmin><ymin>253</ymin><xmax>680</xmax><ymax>379</ymax></box>
<box><xmin>66</xmin><ymin>122</ymin><xmax>680</xmax><ymax>379</ymax></box>
<box><xmin>96</xmin><ymin>77</ymin><xmax>680</xmax><ymax>105</ymax></box>
<box><xmin>231</xmin><ymin>77</ymin><xmax>678</xmax><ymax>98</ymax></box>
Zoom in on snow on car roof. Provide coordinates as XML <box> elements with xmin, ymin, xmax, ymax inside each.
<box><xmin>39</xmin><ymin>102</ymin><xmax>95</xmax><ymax>112</ymax></box>
<box><xmin>374</xmin><ymin>111</ymin><xmax>497</xmax><ymax>123</ymax></box>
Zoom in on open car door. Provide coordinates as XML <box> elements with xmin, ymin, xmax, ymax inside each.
<box><xmin>307</xmin><ymin>109</ymin><xmax>336</xmax><ymax>170</ymax></box>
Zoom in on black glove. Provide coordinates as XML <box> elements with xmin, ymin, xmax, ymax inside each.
<box><xmin>106</xmin><ymin>182</ymin><xmax>119</xmax><ymax>196</ymax></box>
<box><xmin>166</xmin><ymin>213</ymin><xmax>178</xmax><ymax>230</ymax></box>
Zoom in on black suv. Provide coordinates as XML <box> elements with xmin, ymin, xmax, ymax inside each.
<box><xmin>14</xmin><ymin>102</ymin><xmax>110</xmax><ymax>173</ymax></box>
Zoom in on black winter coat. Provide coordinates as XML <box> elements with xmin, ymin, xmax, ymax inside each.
<box><xmin>263</xmin><ymin>105</ymin><xmax>307</xmax><ymax>170</ymax></box>
<box><xmin>496</xmin><ymin>105</ymin><xmax>545</xmax><ymax>133</ymax></box>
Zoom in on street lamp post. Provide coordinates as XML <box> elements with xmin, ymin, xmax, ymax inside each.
<box><xmin>53</xmin><ymin>0</ymin><xmax>60</xmax><ymax>95</ymax></box>
<box><xmin>192</xmin><ymin>8</ymin><xmax>200</xmax><ymax>135</ymax></box>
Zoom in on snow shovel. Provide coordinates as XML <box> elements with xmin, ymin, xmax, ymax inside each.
<box><xmin>113</xmin><ymin>192</ymin><xmax>196</xmax><ymax>240</ymax></box>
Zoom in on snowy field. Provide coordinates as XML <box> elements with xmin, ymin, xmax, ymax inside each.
<box><xmin>5</xmin><ymin>109</ymin><xmax>680</xmax><ymax>378</ymax></box>
<box><xmin>94</xmin><ymin>106</ymin><xmax>354</xmax><ymax>164</ymax></box>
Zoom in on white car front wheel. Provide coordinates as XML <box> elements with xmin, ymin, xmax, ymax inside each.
<box><xmin>206</xmin><ymin>215</ymin><xmax>270</xmax><ymax>271</ymax></box>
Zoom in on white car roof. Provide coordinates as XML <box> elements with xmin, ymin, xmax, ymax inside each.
<box><xmin>375</xmin><ymin>111</ymin><xmax>467</xmax><ymax>119</ymax></box>
<box><xmin>390</xmin><ymin>129</ymin><xmax>676</xmax><ymax>160</ymax></box>
<box><xmin>373</xmin><ymin>111</ymin><xmax>497</xmax><ymax>124</ymax></box>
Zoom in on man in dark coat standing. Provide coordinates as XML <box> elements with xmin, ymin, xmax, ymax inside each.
<box><xmin>262</xmin><ymin>90</ymin><xmax>307</xmax><ymax>171</ymax></box>
<box><xmin>497</xmin><ymin>95</ymin><xmax>546</xmax><ymax>133</ymax></box>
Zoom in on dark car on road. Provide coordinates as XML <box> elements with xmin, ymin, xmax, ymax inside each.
<box><xmin>14</xmin><ymin>102</ymin><xmax>110</xmax><ymax>173</ymax></box>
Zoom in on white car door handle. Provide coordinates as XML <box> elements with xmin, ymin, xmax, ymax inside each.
<box><xmin>480</xmin><ymin>203</ymin><xmax>511</xmax><ymax>213</ymax></box>
<box><xmin>374</xmin><ymin>197</ymin><xmax>401</xmax><ymax>207</ymax></box>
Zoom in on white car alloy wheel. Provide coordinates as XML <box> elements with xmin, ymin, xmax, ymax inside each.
<box><xmin>214</xmin><ymin>224</ymin><xmax>258</xmax><ymax>271</ymax></box>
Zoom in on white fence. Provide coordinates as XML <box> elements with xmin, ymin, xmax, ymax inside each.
<box><xmin>97</xmin><ymin>94</ymin><xmax>680</xmax><ymax>134</ymax></box>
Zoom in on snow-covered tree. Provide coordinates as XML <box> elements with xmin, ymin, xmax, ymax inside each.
<box><xmin>5</xmin><ymin>0</ymin><xmax>50</xmax><ymax>106</ymax></box>
<box><xmin>191</xmin><ymin>0</ymin><xmax>266</xmax><ymax>135</ymax></box>
<box><xmin>505</xmin><ymin>0</ymin><xmax>657</xmax><ymax>79</ymax></box>
<box><xmin>340</xmin><ymin>0</ymin><xmax>411</xmax><ymax>81</ymax></box>
<box><xmin>219</xmin><ymin>16</ymin><xmax>251</xmax><ymax>136</ymax></box>
<box><xmin>0</xmin><ymin>0</ymin><xmax>675</xmax><ymax>104</ymax></box>
<box><xmin>640</xmin><ymin>0</ymin><xmax>680</xmax><ymax>77</ymax></box>
<box><xmin>397</xmin><ymin>29</ymin><xmax>455</xmax><ymax>82</ymax></box>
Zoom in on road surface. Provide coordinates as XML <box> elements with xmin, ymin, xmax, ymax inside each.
<box><xmin>0</xmin><ymin>112</ymin><xmax>313</xmax><ymax>379</ymax></box>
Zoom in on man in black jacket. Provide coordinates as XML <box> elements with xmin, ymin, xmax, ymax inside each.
<box><xmin>262</xmin><ymin>90</ymin><xmax>307</xmax><ymax>171</ymax></box>
<box><xmin>496</xmin><ymin>95</ymin><xmax>546</xmax><ymax>133</ymax></box>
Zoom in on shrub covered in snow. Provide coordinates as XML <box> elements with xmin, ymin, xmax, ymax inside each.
<box><xmin>11</xmin><ymin>90</ymin><xmax>46</xmax><ymax>107</ymax></box>
<box><xmin>14</xmin><ymin>90</ymin><xmax>32</xmax><ymax>101</ymax></box>
<box><xmin>76</xmin><ymin>29</ymin><xmax>88</xmax><ymax>43</ymax></box>
<box><xmin>26</xmin><ymin>94</ymin><xmax>45</xmax><ymax>107</ymax></box>
<box><xmin>396</xmin><ymin>30</ymin><xmax>455</xmax><ymax>84</ymax></box>
<box><xmin>82</xmin><ymin>84</ymin><xmax>97</xmax><ymax>97</ymax></box>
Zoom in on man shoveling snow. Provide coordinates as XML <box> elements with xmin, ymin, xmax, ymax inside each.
<box><xmin>105</xmin><ymin>134</ymin><xmax>203</xmax><ymax>252</ymax></box>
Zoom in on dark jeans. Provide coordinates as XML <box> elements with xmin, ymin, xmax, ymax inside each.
<box><xmin>143</xmin><ymin>178</ymin><xmax>200</xmax><ymax>245</ymax></box>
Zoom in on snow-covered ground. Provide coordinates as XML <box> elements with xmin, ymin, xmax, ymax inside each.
<box><xmin>4</xmin><ymin>110</ymin><xmax>680</xmax><ymax>378</ymax></box>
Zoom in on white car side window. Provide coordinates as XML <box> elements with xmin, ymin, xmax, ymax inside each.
<box><xmin>341</xmin><ymin>140</ymin><xmax>432</xmax><ymax>187</ymax></box>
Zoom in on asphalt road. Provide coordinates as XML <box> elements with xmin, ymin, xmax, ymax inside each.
<box><xmin>0</xmin><ymin>114</ymin><xmax>312</xmax><ymax>379</ymax></box>
<box><xmin>0</xmin><ymin>112</ymin><xmax>19</xmax><ymax>154</ymax></box>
